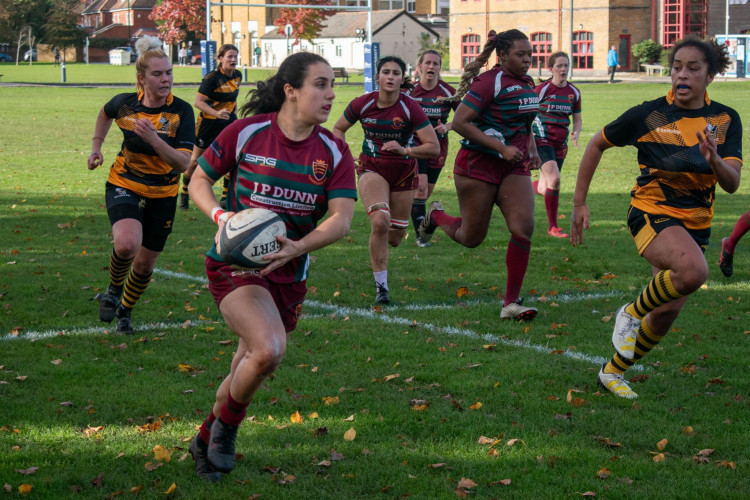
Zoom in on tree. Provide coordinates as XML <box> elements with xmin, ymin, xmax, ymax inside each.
<box><xmin>0</xmin><ymin>0</ymin><xmax>50</xmax><ymax>63</ymax></box>
<box><xmin>273</xmin><ymin>0</ymin><xmax>337</xmax><ymax>47</ymax></box>
<box><xmin>632</xmin><ymin>39</ymin><xmax>663</xmax><ymax>70</ymax></box>
<box><xmin>45</xmin><ymin>0</ymin><xmax>87</xmax><ymax>60</ymax></box>
<box><xmin>150</xmin><ymin>0</ymin><xmax>205</xmax><ymax>45</ymax></box>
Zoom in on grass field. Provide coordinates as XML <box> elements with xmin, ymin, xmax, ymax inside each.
<box><xmin>1</xmin><ymin>71</ymin><xmax>749</xmax><ymax>499</ymax></box>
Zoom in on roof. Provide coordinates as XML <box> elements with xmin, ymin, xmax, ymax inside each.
<box><xmin>261</xmin><ymin>9</ymin><xmax>439</xmax><ymax>40</ymax></box>
<box><xmin>82</xmin><ymin>0</ymin><xmax>155</xmax><ymax>14</ymax></box>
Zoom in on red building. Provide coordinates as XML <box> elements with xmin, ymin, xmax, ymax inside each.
<box><xmin>80</xmin><ymin>0</ymin><xmax>159</xmax><ymax>62</ymax></box>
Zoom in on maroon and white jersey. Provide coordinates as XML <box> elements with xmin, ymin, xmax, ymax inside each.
<box><xmin>343</xmin><ymin>91</ymin><xmax>431</xmax><ymax>158</ymax></box>
<box><xmin>532</xmin><ymin>80</ymin><xmax>581</xmax><ymax>146</ymax></box>
<box><xmin>460</xmin><ymin>65</ymin><xmax>539</xmax><ymax>159</ymax></box>
<box><xmin>198</xmin><ymin>112</ymin><xmax>357</xmax><ymax>283</ymax></box>
<box><xmin>406</xmin><ymin>80</ymin><xmax>458</xmax><ymax>139</ymax></box>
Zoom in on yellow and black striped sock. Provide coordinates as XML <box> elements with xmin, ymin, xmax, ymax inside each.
<box><xmin>632</xmin><ymin>319</ymin><xmax>665</xmax><ymax>362</ymax></box>
<box><xmin>121</xmin><ymin>269</ymin><xmax>152</xmax><ymax>310</ymax></box>
<box><xmin>625</xmin><ymin>270</ymin><xmax>683</xmax><ymax>319</ymax></box>
<box><xmin>181</xmin><ymin>175</ymin><xmax>190</xmax><ymax>194</ymax></box>
<box><xmin>220</xmin><ymin>174</ymin><xmax>230</xmax><ymax>203</ymax></box>
<box><xmin>109</xmin><ymin>249</ymin><xmax>133</xmax><ymax>291</ymax></box>
<box><xmin>603</xmin><ymin>352</ymin><xmax>633</xmax><ymax>375</ymax></box>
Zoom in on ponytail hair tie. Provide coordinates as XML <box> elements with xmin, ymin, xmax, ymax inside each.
<box><xmin>488</xmin><ymin>30</ymin><xmax>497</xmax><ymax>43</ymax></box>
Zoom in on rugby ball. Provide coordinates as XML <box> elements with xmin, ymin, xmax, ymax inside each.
<box><xmin>217</xmin><ymin>208</ymin><xmax>286</xmax><ymax>269</ymax></box>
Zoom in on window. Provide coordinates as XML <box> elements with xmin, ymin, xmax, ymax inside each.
<box><xmin>406</xmin><ymin>0</ymin><xmax>415</xmax><ymax>12</ymax></box>
<box><xmin>378</xmin><ymin>0</ymin><xmax>403</xmax><ymax>9</ymax></box>
<box><xmin>336</xmin><ymin>45</ymin><xmax>342</xmax><ymax>57</ymax></box>
<box><xmin>461</xmin><ymin>34</ymin><xmax>482</xmax><ymax>68</ymax></box>
<box><xmin>663</xmin><ymin>0</ymin><xmax>707</xmax><ymax>48</ymax></box>
<box><xmin>572</xmin><ymin>31</ymin><xmax>593</xmax><ymax>69</ymax></box>
<box><xmin>530</xmin><ymin>32</ymin><xmax>552</xmax><ymax>70</ymax></box>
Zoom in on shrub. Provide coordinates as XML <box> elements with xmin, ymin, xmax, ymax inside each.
<box><xmin>632</xmin><ymin>39</ymin><xmax>663</xmax><ymax>70</ymax></box>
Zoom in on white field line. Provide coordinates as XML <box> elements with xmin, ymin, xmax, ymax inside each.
<box><xmin>0</xmin><ymin>319</ymin><xmax>217</xmax><ymax>342</ymax></box>
<box><xmin>3</xmin><ymin>268</ymin><xmax>642</xmax><ymax>370</ymax></box>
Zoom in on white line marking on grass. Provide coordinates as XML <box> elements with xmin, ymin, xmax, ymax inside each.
<box><xmin>391</xmin><ymin>290</ymin><xmax>626</xmax><ymax>312</ymax></box>
<box><xmin>1</xmin><ymin>320</ymin><xmax>216</xmax><ymax>342</ymax></box>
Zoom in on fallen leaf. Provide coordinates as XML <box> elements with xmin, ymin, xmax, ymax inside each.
<box><xmin>506</xmin><ymin>439</ymin><xmax>526</xmax><ymax>447</ymax></box>
<box><xmin>383</xmin><ymin>373</ymin><xmax>400</xmax><ymax>382</ymax></box>
<box><xmin>153</xmin><ymin>445</ymin><xmax>171</xmax><ymax>462</ymax></box>
<box><xmin>682</xmin><ymin>426</ymin><xmax>694</xmax><ymax>435</ymax></box>
<box><xmin>343</xmin><ymin>427</ymin><xmax>356</xmax><ymax>441</ymax></box>
<box><xmin>429</xmin><ymin>463</ymin><xmax>447</xmax><ymax>468</ymax></box>
<box><xmin>145</xmin><ymin>462</ymin><xmax>163</xmax><ymax>471</ymax></box>
<box><xmin>456</xmin><ymin>287</ymin><xmax>469</xmax><ymax>298</ymax></box>
<box><xmin>716</xmin><ymin>460</ymin><xmax>736</xmax><ymax>470</ymax></box>
<box><xmin>469</xmin><ymin>402</ymin><xmax>482</xmax><ymax>410</ymax></box>
<box><xmin>457</xmin><ymin>477</ymin><xmax>477</xmax><ymax>489</ymax></box>
<box><xmin>164</xmin><ymin>482</ymin><xmax>177</xmax><ymax>495</ymax></box>
<box><xmin>656</xmin><ymin>438</ymin><xmax>668</xmax><ymax>451</ymax></box>
<box><xmin>290</xmin><ymin>411</ymin><xmax>303</xmax><ymax>424</ymax></box>
<box><xmin>18</xmin><ymin>484</ymin><xmax>32</xmax><ymax>495</ymax></box>
<box><xmin>51</xmin><ymin>359</ymin><xmax>62</xmax><ymax>365</ymax></box>
<box><xmin>16</xmin><ymin>467</ymin><xmax>38</xmax><ymax>475</ymax></box>
<box><xmin>488</xmin><ymin>478</ymin><xmax>512</xmax><ymax>486</ymax></box>
<box><xmin>579</xmin><ymin>492</ymin><xmax>596</xmax><ymax>497</ymax></box>
<box><xmin>130</xmin><ymin>485</ymin><xmax>143</xmax><ymax>493</ymax></box>
<box><xmin>595</xmin><ymin>467</ymin><xmax>611</xmax><ymax>479</ymax></box>
<box><xmin>318</xmin><ymin>460</ymin><xmax>331</xmax><ymax>467</ymax></box>
<box><xmin>92</xmin><ymin>472</ymin><xmax>104</xmax><ymax>487</ymax></box>
<box><xmin>478</xmin><ymin>436</ymin><xmax>494</xmax><ymax>445</ymax></box>
<box><xmin>653</xmin><ymin>453</ymin><xmax>666</xmax><ymax>463</ymax></box>
<box><xmin>322</xmin><ymin>396</ymin><xmax>339</xmax><ymax>406</ymax></box>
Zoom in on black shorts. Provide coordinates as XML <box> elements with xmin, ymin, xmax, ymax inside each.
<box><xmin>196</xmin><ymin>117</ymin><xmax>235</xmax><ymax>149</ymax></box>
<box><xmin>417</xmin><ymin>158</ymin><xmax>443</xmax><ymax>184</ymax></box>
<box><xmin>105</xmin><ymin>183</ymin><xmax>176</xmax><ymax>252</ymax></box>
<box><xmin>627</xmin><ymin>206</ymin><xmax>709</xmax><ymax>255</ymax></box>
<box><xmin>537</xmin><ymin>145</ymin><xmax>565</xmax><ymax>171</ymax></box>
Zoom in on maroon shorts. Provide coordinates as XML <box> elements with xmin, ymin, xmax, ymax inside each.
<box><xmin>453</xmin><ymin>148</ymin><xmax>531</xmax><ymax>185</ymax></box>
<box><xmin>357</xmin><ymin>154</ymin><xmax>417</xmax><ymax>192</ymax></box>
<box><xmin>205</xmin><ymin>257</ymin><xmax>307</xmax><ymax>333</ymax></box>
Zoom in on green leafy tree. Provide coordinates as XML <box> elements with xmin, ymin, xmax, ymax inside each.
<box><xmin>0</xmin><ymin>0</ymin><xmax>50</xmax><ymax>63</ymax></box>
<box><xmin>632</xmin><ymin>39</ymin><xmax>663</xmax><ymax>70</ymax></box>
<box><xmin>45</xmin><ymin>0</ymin><xmax>86</xmax><ymax>60</ymax></box>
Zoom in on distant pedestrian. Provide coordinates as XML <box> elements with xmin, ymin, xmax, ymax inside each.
<box><xmin>53</xmin><ymin>47</ymin><xmax>60</xmax><ymax>66</ymax></box>
<box><xmin>607</xmin><ymin>45</ymin><xmax>620</xmax><ymax>83</ymax></box>
<box><xmin>179</xmin><ymin>47</ymin><xmax>186</xmax><ymax>66</ymax></box>
<box><xmin>187</xmin><ymin>47</ymin><xmax>193</xmax><ymax>64</ymax></box>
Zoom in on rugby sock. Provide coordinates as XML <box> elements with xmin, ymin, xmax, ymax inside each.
<box><xmin>532</xmin><ymin>180</ymin><xmax>542</xmax><ymax>196</ymax></box>
<box><xmin>181</xmin><ymin>175</ymin><xmax>190</xmax><ymax>194</ymax></box>
<box><xmin>431</xmin><ymin>210</ymin><xmax>462</xmax><ymax>240</ymax></box>
<box><xmin>220</xmin><ymin>174</ymin><xmax>230</xmax><ymax>205</ymax></box>
<box><xmin>726</xmin><ymin>210</ymin><xmax>750</xmax><ymax>252</ymax></box>
<box><xmin>504</xmin><ymin>235</ymin><xmax>531</xmax><ymax>305</ymax></box>
<box><xmin>373</xmin><ymin>270</ymin><xmax>388</xmax><ymax>291</ymax></box>
<box><xmin>604</xmin><ymin>319</ymin><xmax>663</xmax><ymax>375</ymax></box>
<box><xmin>625</xmin><ymin>270</ymin><xmax>683</xmax><ymax>319</ymax></box>
<box><xmin>121</xmin><ymin>269</ymin><xmax>152</xmax><ymax>310</ymax></box>
<box><xmin>411</xmin><ymin>198</ymin><xmax>426</xmax><ymax>232</ymax></box>
<box><xmin>199</xmin><ymin>411</ymin><xmax>217</xmax><ymax>445</ymax></box>
<box><xmin>544</xmin><ymin>188</ymin><xmax>560</xmax><ymax>229</ymax></box>
<box><xmin>632</xmin><ymin>319</ymin><xmax>664</xmax><ymax>362</ymax></box>
<box><xmin>219</xmin><ymin>390</ymin><xmax>251</xmax><ymax>426</ymax></box>
<box><xmin>109</xmin><ymin>248</ymin><xmax>133</xmax><ymax>291</ymax></box>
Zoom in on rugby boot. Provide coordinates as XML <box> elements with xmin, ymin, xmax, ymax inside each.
<box><xmin>189</xmin><ymin>434</ymin><xmax>223</xmax><ymax>482</ymax></box>
<box><xmin>207</xmin><ymin>417</ymin><xmax>239</xmax><ymax>473</ymax></box>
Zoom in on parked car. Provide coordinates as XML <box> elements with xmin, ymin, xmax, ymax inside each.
<box><xmin>114</xmin><ymin>46</ymin><xmax>137</xmax><ymax>63</ymax></box>
<box><xmin>23</xmin><ymin>49</ymin><xmax>37</xmax><ymax>61</ymax></box>
<box><xmin>191</xmin><ymin>54</ymin><xmax>202</xmax><ymax>65</ymax></box>
<box><xmin>0</xmin><ymin>53</ymin><xmax>13</xmax><ymax>62</ymax></box>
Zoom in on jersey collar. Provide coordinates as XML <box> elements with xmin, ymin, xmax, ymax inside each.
<box><xmin>137</xmin><ymin>90</ymin><xmax>174</xmax><ymax>106</ymax></box>
<box><xmin>666</xmin><ymin>89</ymin><xmax>710</xmax><ymax>106</ymax></box>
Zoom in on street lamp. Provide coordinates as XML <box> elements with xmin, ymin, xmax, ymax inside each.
<box><xmin>355</xmin><ymin>27</ymin><xmax>366</xmax><ymax>42</ymax></box>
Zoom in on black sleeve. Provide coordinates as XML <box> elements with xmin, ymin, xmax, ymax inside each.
<box><xmin>601</xmin><ymin>103</ymin><xmax>648</xmax><ymax>147</ymax></box>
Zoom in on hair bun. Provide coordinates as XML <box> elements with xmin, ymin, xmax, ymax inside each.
<box><xmin>135</xmin><ymin>36</ymin><xmax>163</xmax><ymax>56</ymax></box>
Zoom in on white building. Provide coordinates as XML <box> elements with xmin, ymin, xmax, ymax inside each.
<box><xmin>260</xmin><ymin>9</ymin><xmax>441</xmax><ymax>70</ymax></box>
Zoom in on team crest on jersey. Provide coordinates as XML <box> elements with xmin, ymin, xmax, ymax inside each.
<box><xmin>158</xmin><ymin>116</ymin><xmax>169</xmax><ymax>132</ymax></box>
<box><xmin>310</xmin><ymin>159</ymin><xmax>328</xmax><ymax>185</ymax></box>
<box><xmin>705</xmin><ymin>123</ymin><xmax>717</xmax><ymax>138</ymax></box>
<box><xmin>568</xmin><ymin>94</ymin><xmax>575</xmax><ymax>102</ymax></box>
<box><xmin>392</xmin><ymin>117</ymin><xmax>405</xmax><ymax>129</ymax></box>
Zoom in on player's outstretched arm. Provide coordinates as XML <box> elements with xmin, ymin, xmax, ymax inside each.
<box><xmin>88</xmin><ymin>108</ymin><xmax>113</xmax><ymax>170</ymax></box>
<box><xmin>570</xmin><ymin>131</ymin><xmax>610</xmax><ymax>246</ymax></box>
<box><xmin>697</xmin><ymin>126</ymin><xmax>742</xmax><ymax>193</ymax></box>
<box><xmin>260</xmin><ymin>197</ymin><xmax>355</xmax><ymax>276</ymax></box>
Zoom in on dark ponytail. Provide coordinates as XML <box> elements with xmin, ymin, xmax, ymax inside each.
<box><xmin>240</xmin><ymin>52</ymin><xmax>329</xmax><ymax>116</ymax></box>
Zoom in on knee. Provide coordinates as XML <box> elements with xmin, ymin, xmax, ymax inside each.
<box><xmin>388</xmin><ymin>229</ymin><xmax>405</xmax><ymax>247</ymax></box>
<box><xmin>461</xmin><ymin>232</ymin><xmax>486</xmax><ymax>248</ymax></box>
<box><xmin>507</xmin><ymin>220</ymin><xmax>534</xmax><ymax>242</ymax></box>
<box><xmin>369</xmin><ymin>214</ymin><xmax>390</xmax><ymax>237</ymax></box>
<box><xmin>674</xmin><ymin>260</ymin><xmax>708</xmax><ymax>294</ymax></box>
<box><xmin>114</xmin><ymin>239</ymin><xmax>139</xmax><ymax>259</ymax></box>
<box><xmin>251</xmin><ymin>344</ymin><xmax>286</xmax><ymax>377</ymax></box>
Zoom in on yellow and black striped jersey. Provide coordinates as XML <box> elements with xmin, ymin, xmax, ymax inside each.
<box><xmin>602</xmin><ymin>90</ymin><xmax>742</xmax><ymax>230</ymax></box>
<box><xmin>103</xmin><ymin>92</ymin><xmax>195</xmax><ymax>198</ymax></box>
<box><xmin>196</xmin><ymin>69</ymin><xmax>242</xmax><ymax>123</ymax></box>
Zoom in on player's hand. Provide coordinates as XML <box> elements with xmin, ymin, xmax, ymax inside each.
<box><xmin>216</xmin><ymin>109</ymin><xmax>231</xmax><ymax>120</ymax></box>
<box><xmin>213</xmin><ymin>211</ymin><xmax>236</xmax><ymax>246</ymax></box>
<box><xmin>434</xmin><ymin>119</ymin><xmax>448</xmax><ymax>135</ymax></box>
<box><xmin>570</xmin><ymin>203</ymin><xmax>589</xmax><ymax>247</ymax></box>
<box><xmin>381</xmin><ymin>140</ymin><xmax>404</xmax><ymax>154</ymax></box>
<box><xmin>499</xmin><ymin>144</ymin><xmax>523</xmax><ymax>163</ymax></box>
<box><xmin>88</xmin><ymin>151</ymin><xmax>103</xmax><ymax>170</ymax></box>
<box><xmin>697</xmin><ymin>126</ymin><xmax>720</xmax><ymax>168</ymax></box>
<box><xmin>260</xmin><ymin>235</ymin><xmax>300</xmax><ymax>276</ymax></box>
<box><xmin>571</xmin><ymin>131</ymin><xmax>579</xmax><ymax>147</ymax></box>
<box><xmin>528</xmin><ymin>149</ymin><xmax>541</xmax><ymax>170</ymax></box>
<box><xmin>133</xmin><ymin>118</ymin><xmax>159</xmax><ymax>145</ymax></box>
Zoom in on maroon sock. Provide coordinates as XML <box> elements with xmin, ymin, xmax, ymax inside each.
<box><xmin>432</xmin><ymin>209</ymin><xmax>462</xmax><ymax>240</ymax></box>
<box><xmin>727</xmin><ymin>211</ymin><xmax>750</xmax><ymax>252</ymax></box>
<box><xmin>544</xmin><ymin>188</ymin><xmax>560</xmax><ymax>229</ymax></box>
<box><xmin>532</xmin><ymin>180</ymin><xmax>541</xmax><ymax>195</ymax></box>
<box><xmin>199</xmin><ymin>411</ymin><xmax>217</xmax><ymax>444</ymax></box>
<box><xmin>504</xmin><ymin>235</ymin><xmax>531</xmax><ymax>305</ymax></box>
<box><xmin>219</xmin><ymin>390</ymin><xmax>251</xmax><ymax>426</ymax></box>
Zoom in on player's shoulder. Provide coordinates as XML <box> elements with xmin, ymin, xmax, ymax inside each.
<box><xmin>707</xmin><ymin>98</ymin><xmax>740</xmax><ymax>119</ymax></box>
